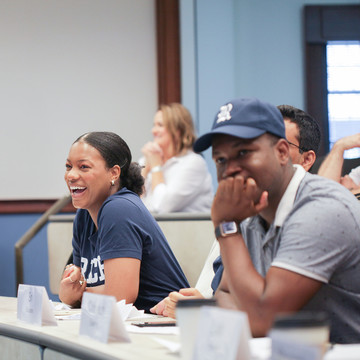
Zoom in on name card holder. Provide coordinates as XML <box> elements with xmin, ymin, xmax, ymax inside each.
<box><xmin>79</xmin><ymin>292</ymin><xmax>131</xmax><ymax>343</ymax></box>
<box><xmin>271</xmin><ymin>334</ymin><xmax>322</xmax><ymax>360</ymax></box>
<box><xmin>192</xmin><ymin>306</ymin><xmax>251</xmax><ymax>360</ymax></box>
<box><xmin>269</xmin><ymin>311</ymin><xmax>329</xmax><ymax>360</ymax></box>
<box><xmin>17</xmin><ymin>284</ymin><xmax>57</xmax><ymax>326</ymax></box>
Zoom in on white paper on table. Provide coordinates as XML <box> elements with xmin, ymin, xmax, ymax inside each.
<box><xmin>115</xmin><ymin>300</ymin><xmax>133</xmax><ymax>320</ymax></box>
<box><xmin>17</xmin><ymin>284</ymin><xmax>57</xmax><ymax>326</ymax></box>
<box><xmin>249</xmin><ymin>338</ymin><xmax>271</xmax><ymax>360</ymax></box>
<box><xmin>127</xmin><ymin>305</ymin><xmax>146</xmax><ymax>319</ymax></box>
<box><xmin>49</xmin><ymin>300</ymin><xmax>82</xmax><ymax>320</ymax></box>
<box><xmin>57</xmin><ymin>313</ymin><xmax>82</xmax><ymax>320</ymax></box>
<box><xmin>324</xmin><ymin>344</ymin><xmax>360</xmax><ymax>360</ymax></box>
<box><xmin>51</xmin><ymin>301</ymin><xmax>72</xmax><ymax>311</ymax></box>
<box><xmin>52</xmin><ymin>298</ymin><xmax>149</xmax><ymax>321</ymax></box>
<box><xmin>79</xmin><ymin>292</ymin><xmax>131</xmax><ymax>343</ymax></box>
<box><xmin>116</xmin><ymin>299</ymin><xmax>147</xmax><ymax>321</ymax></box>
<box><xmin>151</xmin><ymin>337</ymin><xmax>181</xmax><ymax>353</ymax></box>
<box><xmin>192</xmin><ymin>306</ymin><xmax>251</xmax><ymax>360</ymax></box>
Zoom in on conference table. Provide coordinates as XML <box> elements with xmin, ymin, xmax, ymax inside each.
<box><xmin>1</xmin><ymin>295</ymin><xmax>359</xmax><ymax>360</ymax></box>
<box><xmin>0</xmin><ymin>296</ymin><xmax>180</xmax><ymax>360</ymax></box>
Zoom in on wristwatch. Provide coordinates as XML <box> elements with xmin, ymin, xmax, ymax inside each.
<box><xmin>150</xmin><ymin>165</ymin><xmax>162</xmax><ymax>173</ymax></box>
<box><xmin>215</xmin><ymin>221</ymin><xmax>241</xmax><ymax>240</ymax></box>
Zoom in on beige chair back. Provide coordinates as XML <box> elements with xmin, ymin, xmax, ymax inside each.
<box><xmin>47</xmin><ymin>213</ymin><xmax>214</xmax><ymax>294</ymax></box>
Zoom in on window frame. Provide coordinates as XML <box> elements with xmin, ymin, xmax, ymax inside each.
<box><xmin>305</xmin><ymin>4</ymin><xmax>360</xmax><ymax>156</ymax></box>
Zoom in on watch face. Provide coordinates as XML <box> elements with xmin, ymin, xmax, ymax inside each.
<box><xmin>221</xmin><ymin>221</ymin><xmax>237</xmax><ymax>235</ymax></box>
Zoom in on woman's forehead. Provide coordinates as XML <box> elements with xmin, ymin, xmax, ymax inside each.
<box><xmin>69</xmin><ymin>141</ymin><xmax>102</xmax><ymax>159</ymax></box>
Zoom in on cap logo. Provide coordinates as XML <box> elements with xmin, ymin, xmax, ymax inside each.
<box><xmin>216</xmin><ymin>103</ymin><xmax>233</xmax><ymax>123</ymax></box>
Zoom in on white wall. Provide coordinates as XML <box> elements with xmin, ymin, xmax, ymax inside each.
<box><xmin>0</xmin><ymin>0</ymin><xmax>157</xmax><ymax>199</ymax></box>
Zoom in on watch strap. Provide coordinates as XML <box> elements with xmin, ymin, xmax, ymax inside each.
<box><xmin>215</xmin><ymin>226</ymin><xmax>222</xmax><ymax>239</ymax></box>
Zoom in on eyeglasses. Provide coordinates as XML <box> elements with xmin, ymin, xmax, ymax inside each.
<box><xmin>287</xmin><ymin>140</ymin><xmax>306</xmax><ymax>154</ymax></box>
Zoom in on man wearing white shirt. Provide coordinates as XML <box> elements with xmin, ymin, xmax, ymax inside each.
<box><xmin>318</xmin><ymin>132</ymin><xmax>360</xmax><ymax>198</ymax></box>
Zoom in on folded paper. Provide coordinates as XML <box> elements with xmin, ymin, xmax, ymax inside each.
<box><xmin>192</xmin><ymin>306</ymin><xmax>251</xmax><ymax>360</ymax></box>
<box><xmin>79</xmin><ymin>292</ymin><xmax>131</xmax><ymax>343</ymax></box>
<box><xmin>17</xmin><ymin>284</ymin><xmax>57</xmax><ymax>326</ymax></box>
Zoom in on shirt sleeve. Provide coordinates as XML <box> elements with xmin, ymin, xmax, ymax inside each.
<box><xmin>272</xmin><ymin>196</ymin><xmax>359</xmax><ymax>283</ymax></box>
<box><xmin>195</xmin><ymin>240</ymin><xmax>220</xmax><ymax>297</ymax></box>
<box><xmin>349</xmin><ymin>166</ymin><xmax>360</xmax><ymax>186</ymax></box>
<box><xmin>151</xmin><ymin>153</ymin><xmax>212</xmax><ymax>212</ymax></box>
<box><xmin>97</xmin><ymin>198</ymin><xmax>144</xmax><ymax>262</ymax></box>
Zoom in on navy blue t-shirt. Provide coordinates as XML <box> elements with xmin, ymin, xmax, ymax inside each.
<box><xmin>211</xmin><ymin>256</ymin><xmax>223</xmax><ymax>294</ymax></box>
<box><xmin>72</xmin><ymin>188</ymin><xmax>189</xmax><ymax>312</ymax></box>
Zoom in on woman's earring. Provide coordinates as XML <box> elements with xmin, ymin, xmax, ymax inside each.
<box><xmin>111</xmin><ymin>180</ymin><xmax>115</xmax><ymax>186</ymax></box>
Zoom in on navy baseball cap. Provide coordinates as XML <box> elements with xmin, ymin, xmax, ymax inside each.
<box><xmin>193</xmin><ymin>97</ymin><xmax>285</xmax><ymax>152</ymax></box>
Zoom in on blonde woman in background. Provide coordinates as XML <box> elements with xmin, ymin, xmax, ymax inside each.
<box><xmin>140</xmin><ymin>103</ymin><xmax>213</xmax><ymax>213</ymax></box>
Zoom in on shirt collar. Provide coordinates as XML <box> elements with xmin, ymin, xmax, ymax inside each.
<box><xmin>163</xmin><ymin>150</ymin><xmax>191</xmax><ymax>167</ymax></box>
<box><xmin>274</xmin><ymin>164</ymin><xmax>306</xmax><ymax>227</ymax></box>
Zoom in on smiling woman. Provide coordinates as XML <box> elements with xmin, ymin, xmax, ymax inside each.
<box><xmin>59</xmin><ymin>131</ymin><xmax>189</xmax><ymax>311</ymax></box>
<box><xmin>140</xmin><ymin>103</ymin><xmax>214</xmax><ymax>213</ymax></box>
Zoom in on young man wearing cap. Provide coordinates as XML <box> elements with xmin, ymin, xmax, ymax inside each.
<box><xmin>207</xmin><ymin>105</ymin><xmax>323</xmax><ymax>294</ymax></box>
<box><xmin>150</xmin><ymin>104</ymin><xmax>323</xmax><ymax>316</ymax></box>
<box><xmin>194</xmin><ymin>97</ymin><xmax>360</xmax><ymax>344</ymax></box>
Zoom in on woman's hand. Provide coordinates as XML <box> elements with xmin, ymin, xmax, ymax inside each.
<box><xmin>141</xmin><ymin>141</ymin><xmax>164</xmax><ymax>170</ymax></box>
<box><xmin>59</xmin><ymin>265</ymin><xmax>87</xmax><ymax>307</ymax></box>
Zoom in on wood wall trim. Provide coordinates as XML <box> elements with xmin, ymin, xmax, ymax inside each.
<box><xmin>0</xmin><ymin>199</ymin><xmax>76</xmax><ymax>214</ymax></box>
<box><xmin>156</xmin><ymin>0</ymin><xmax>181</xmax><ymax>105</ymax></box>
<box><xmin>305</xmin><ymin>43</ymin><xmax>328</xmax><ymax>156</ymax></box>
<box><xmin>305</xmin><ymin>5</ymin><xmax>360</xmax><ymax>43</ymax></box>
<box><xmin>1</xmin><ymin>2</ymin><xmax>181</xmax><ymax>214</ymax></box>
